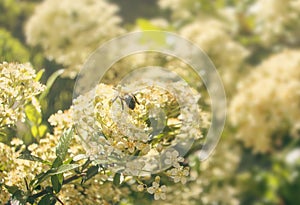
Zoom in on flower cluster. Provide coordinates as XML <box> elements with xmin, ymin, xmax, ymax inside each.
<box><xmin>147</xmin><ymin>176</ymin><xmax>167</xmax><ymax>200</ymax></box>
<box><xmin>248</xmin><ymin>0</ymin><xmax>300</xmax><ymax>47</ymax></box>
<box><xmin>71</xmin><ymin>81</ymin><xmax>208</xmax><ymax>201</ymax></box>
<box><xmin>73</xmin><ymin>81</ymin><xmax>205</xmax><ymax>174</ymax></box>
<box><xmin>0</xmin><ymin>111</ymin><xmax>125</xmax><ymax>204</ymax></box>
<box><xmin>230</xmin><ymin>49</ymin><xmax>300</xmax><ymax>153</ymax></box>
<box><xmin>0</xmin><ymin>138</ymin><xmax>50</xmax><ymax>202</ymax></box>
<box><xmin>179</xmin><ymin>18</ymin><xmax>249</xmax><ymax>92</ymax></box>
<box><xmin>20</xmin><ymin>108</ymin><xmax>125</xmax><ymax>204</ymax></box>
<box><xmin>48</xmin><ymin>109</ymin><xmax>73</xmax><ymax>138</ymax></box>
<box><xmin>0</xmin><ymin>62</ymin><xmax>44</xmax><ymax>128</ymax></box>
<box><xmin>103</xmin><ymin>52</ymin><xmax>205</xmax><ymax>94</ymax></box>
<box><xmin>150</xmin><ymin>135</ymin><xmax>241</xmax><ymax>205</ymax></box>
<box><xmin>25</xmin><ymin>0</ymin><xmax>124</xmax><ymax>78</ymax></box>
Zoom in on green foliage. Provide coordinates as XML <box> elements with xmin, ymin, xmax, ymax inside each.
<box><xmin>25</xmin><ymin>104</ymin><xmax>42</xmax><ymax>125</ymax></box>
<box><xmin>55</xmin><ymin>128</ymin><xmax>73</xmax><ymax>161</ymax></box>
<box><xmin>0</xmin><ymin>0</ymin><xmax>22</xmax><ymax>31</ymax></box>
<box><xmin>38</xmin><ymin>194</ymin><xmax>56</xmax><ymax>205</ymax></box>
<box><xmin>6</xmin><ymin>129</ymin><xmax>82</xmax><ymax>204</ymax></box>
<box><xmin>24</xmin><ymin>103</ymin><xmax>48</xmax><ymax>143</ymax></box>
<box><xmin>0</xmin><ymin>28</ymin><xmax>30</xmax><ymax>62</ymax></box>
<box><xmin>39</xmin><ymin>69</ymin><xmax>64</xmax><ymax>101</ymax></box>
<box><xmin>137</xmin><ymin>19</ymin><xmax>161</xmax><ymax>30</ymax></box>
<box><xmin>51</xmin><ymin>174</ymin><xmax>63</xmax><ymax>193</ymax></box>
<box><xmin>18</xmin><ymin>151</ymin><xmax>50</xmax><ymax>164</ymax></box>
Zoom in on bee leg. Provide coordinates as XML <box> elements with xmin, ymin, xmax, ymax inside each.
<box><xmin>111</xmin><ymin>95</ymin><xmax>118</xmax><ymax>103</ymax></box>
<box><xmin>120</xmin><ymin>97</ymin><xmax>124</xmax><ymax>110</ymax></box>
<box><xmin>133</xmin><ymin>95</ymin><xmax>140</xmax><ymax>105</ymax></box>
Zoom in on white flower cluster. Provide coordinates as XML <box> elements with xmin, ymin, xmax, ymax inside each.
<box><xmin>25</xmin><ymin>0</ymin><xmax>124</xmax><ymax>78</ymax></box>
<box><xmin>150</xmin><ymin>136</ymin><xmax>241</xmax><ymax>205</ymax></box>
<box><xmin>73</xmin><ymin>81</ymin><xmax>205</xmax><ymax>175</ymax></box>
<box><xmin>248</xmin><ymin>0</ymin><xmax>300</xmax><ymax>46</ymax></box>
<box><xmin>230</xmin><ymin>50</ymin><xmax>300</xmax><ymax>153</ymax></box>
<box><xmin>0</xmin><ymin>62</ymin><xmax>44</xmax><ymax>128</ymax></box>
<box><xmin>179</xmin><ymin>18</ymin><xmax>249</xmax><ymax>92</ymax></box>
<box><xmin>103</xmin><ymin>53</ymin><xmax>204</xmax><ymax>93</ymax></box>
<box><xmin>0</xmin><ymin>138</ymin><xmax>51</xmax><ymax>202</ymax></box>
<box><xmin>0</xmin><ymin>110</ymin><xmax>124</xmax><ymax>204</ymax></box>
<box><xmin>147</xmin><ymin>176</ymin><xmax>167</xmax><ymax>200</ymax></box>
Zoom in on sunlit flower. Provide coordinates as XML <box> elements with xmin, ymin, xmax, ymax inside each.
<box><xmin>164</xmin><ymin>150</ymin><xmax>184</xmax><ymax>168</ymax></box>
<box><xmin>248</xmin><ymin>0</ymin><xmax>300</xmax><ymax>46</ymax></box>
<box><xmin>73</xmin><ymin>81</ymin><xmax>205</xmax><ymax>169</ymax></box>
<box><xmin>166</xmin><ymin>166</ymin><xmax>190</xmax><ymax>184</ymax></box>
<box><xmin>125</xmin><ymin>160</ymin><xmax>146</xmax><ymax>176</ymax></box>
<box><xmin>230</xmin><ymin>49</ymin><xmax>300</xmax><ymax>153</ymax></box>
<box><xmin>25</xmin><ymin>0</ymin><xmax>124</xmax><ymax>78</ymax></box>
<box><xmin>179</xmin><ymin>18</ymin><xmax>249</xmax><ymax>93</ymax></box>
<box><xmin>147</xmin><ymin>176</ymin><xmax>167</xmax><ymax>200</ymax></box>
<box><xmin>0</xmin><ymin>62</ymin><xmax>44</xmax><ymax>128</ymax></box>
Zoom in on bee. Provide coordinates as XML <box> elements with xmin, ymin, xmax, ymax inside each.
<box><xmin>111</xmin><ymin>92</ymin><xmax>140</xmax><ymax>110</ymax></box>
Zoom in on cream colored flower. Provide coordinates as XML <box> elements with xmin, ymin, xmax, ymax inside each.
<box><xmin>164</xmin><ymin>150</ymin><xmax>184</xmax><ymax>168</ymax></box>
<box><xmin>248</xmin><ymin>0</ymin><xmax>300</xmax><ymax>46</ymax></box>
<box><xmin>125</xmin><ymin>160</ymin><xmax>146</xmax><ymax>176</ymax></box>
<box><xmin>179</xmin><ymin>18</ymin><xmax>249</xmax><ymax>93</ymax></box>
<box><xmin>167</xmin><ymin>166</ymin><xmax>190</xmax><ymax>184</ymax></box>
<box><xmin>147</xmin><ymin>177</ymin><xmax>167</xmax><ymax>200</ymax></box>
<box><xmin>73</xmin><ymin>81</ymin><xmax>205</xmax><ymax>175</ymax></box>
<box><xmin>230</xmin><ymin>49</ymin><xmax>300</xmax><ymax>153</ymax></box>
<box><xmin>25</xmin><ymin>0</ymin><xmax>124</xmax><ymax>78</ymax></box>
<box><xmin>0</xmin><ymin>62</ymin><xmax>44</xmax><ymax>128</ymax></box>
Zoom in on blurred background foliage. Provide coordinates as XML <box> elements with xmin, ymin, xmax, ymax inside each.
<box><xmin>0</xmin><ymin>0</ymin><xmax>300</xmax><ymax>204</ymax></box>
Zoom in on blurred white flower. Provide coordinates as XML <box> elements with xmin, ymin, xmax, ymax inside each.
<box><xmin>248</xmin><ymin>0</ymin><xmax>300</xmax><ymax>46</ymax></box>
<box><xmin>286</xmin><ymin>148</ymin><xmax>300</xmax><ymax>165</ymax></box>
<box><xmin>25</xmin><ymin>0</ymin><xmax>124</xmax><ymax>78</ymax></box>
<box><xmin>179</xmin><ymin>18</ymin><xmax>249</xmax><ymax>93</ymax></box>
<box><xmin>230</xmin><ymin>49</ymin><xmax>300</xmax><ymax>153</ymax></box>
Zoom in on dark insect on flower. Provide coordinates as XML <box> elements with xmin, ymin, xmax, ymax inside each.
<box><xmin>112</xmin><ymin>93</ymin><xmax>140</xmax><ymax>110</ymax></box>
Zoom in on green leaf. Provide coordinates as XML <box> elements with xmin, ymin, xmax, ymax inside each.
<box><xmin>49</xmin><ymin>164</ymin><xmax>80</xmax><ymax>175</ymax></box>
<box><xmin>35</xmin><ymin>69</ymin><xmax>45</xmax><ymax>82</ymax></box>
<box><xmin>80</xmin><ymin>158</ymin><xmax>91</xmax><ymax>171</ymax></box>
<box><xmin>38</xmin><ymin>194</ymin><xmax>56</xmax><ymax>205</ymax></box>
<box><xmin>4</xmin><ymin>185</ymin><xmax>19</xmax><ymax>194</ymax></box>
<box><xmin>31</xmin><ymin>124</ymin><xmax>47</xmax><ymax>138</ymax></box>
<box><xmin>83</xmin><ymin>165</ymin><xmax>100</xmax><ymax>183</ymax></box>
<box><xmin>52</xmin><ymin>157</ymin><xmax>63</xmax><ymax>168</ymax></box>
<box><xmin>137</xmin><ymin>18</ymin><xmax>160</xmax><ymax>30</ymax></box>
<box><xmin>25</xmin><ymin>104</ymin><xmax>42</xmax><ymax>125</ymax></box>
<box><xmin>39</xmin><ymin>69</ymin><xmax>64</xmax><ymax>100</ymax></box>
<box><xmin>51</xmin><ymin>174</ymin><xmax>63</xmax><ymax>193</ymax></box>
<box><xmin>137</xmin><ymin>20</ymin><xmax>167</xmax><ymax>47</ymax></box>
<box><xmin>38</xmin><ymin>124</ymin><xmax>48</xmax><ymax>137</ymax></box>
<box><xmin>31</xmin><ymin>125</ymin><xmax>39</xmax><ymax>138</ymax></box>
<box><xmin>113</xmin><ymin>173</ymin><xmax>121</xmax><ymax>186</ymax></box>
<box><xmin>31</xmin><ymin>171</ymin><xmax>52</xmax><ymax>187</ymax></box>
<box><xmin>18</xmin><ymin>152</ymin><xmax>49</xmax><ymax>164</ymax></box>
<box><xmin>56</xmin><ymin>128</ymin><xmax>73</xmax><ymax>161</ymax></box>
<box><xmin>73</xmin><ymin>154</ymin><xmax>88</xmax><ymax>162</ymax></box>
<box><xmin>12</xmin><ymin>190</ymin><xmax>27</xmax><ymax>204</ymax></box>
